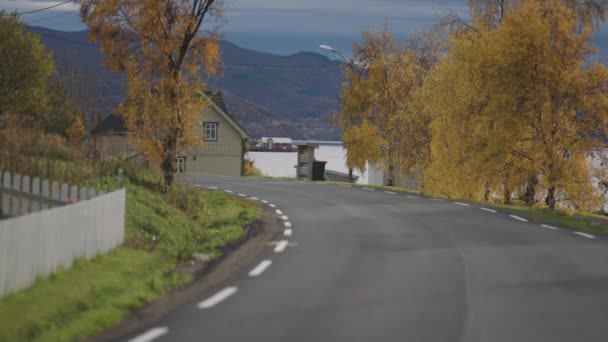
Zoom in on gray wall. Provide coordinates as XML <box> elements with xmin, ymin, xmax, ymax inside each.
<box><xmin>0</xmin><ymin>189</ymin><xmax>125</xmax><ymax>297</ymax></box>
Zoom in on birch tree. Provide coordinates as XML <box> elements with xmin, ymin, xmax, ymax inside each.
<box><xmin>78</xmin><ymin>0</ymin><xmax>222</xmax><ymax>187</ymax></box>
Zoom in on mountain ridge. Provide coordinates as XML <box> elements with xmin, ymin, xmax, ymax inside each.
<box><xmin>27</xmin><ymin>26</ymin><xmax>343</xmax><ymax>140</ymax></box>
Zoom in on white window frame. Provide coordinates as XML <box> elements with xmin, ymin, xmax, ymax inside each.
<box><xmin>203</xmin><ymin>122</ymin><xmax>218</xmax><ymax>141</ymax></box>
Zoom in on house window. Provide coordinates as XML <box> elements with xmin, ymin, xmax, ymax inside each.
<box><xmin>203</xmin><ymin>122</ymin><xmax>218</xmax><ymax>141</ymax></box>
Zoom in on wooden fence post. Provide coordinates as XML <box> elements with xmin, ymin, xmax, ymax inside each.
<box><xmin>11</xmin><ymin>173</ymin><xmax>21</xmax><ymax>216</ymax></box>
<box><xmin>51</xmin><ymin>181</ymin><xmax>59</xmax><ymax>208</ymax></box>
<box><xmin>31</xmin><ymin>177</ymin><xmax>41</xmax><ymax>212</ymax></box>
<box><xmin>21</xmin><ymin>175</ymin><xmax>30</xmax><ymax>214</ymax></box>
<box><xmin>70</xmin><ymin>185</ymin><xmax>78</xmax><ymax>203</ymax></box>
<box><xmin>1</xmin><ymin>171</ymin><xmax>9</xmax><ymax>216</ymax></box>
<box><xmin>42</xmin><ymin>179</ymin><xmax>50</xmax><ymax>210</ymax></box>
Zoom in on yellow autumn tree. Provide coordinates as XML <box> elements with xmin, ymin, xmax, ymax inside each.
<box><xmin>425</xmin><ymin>0</ymin><xmax>608</xmax><ymax>210</ymax></box>
<box><xmin>78</xmin><ymin>0</ymin><xmax>222</xmax><ymax>186</ymax></box>
<box><xmin>337</xmin><ymin>26</ymin><xmax>434</xmax><ymax>185</ymax></box>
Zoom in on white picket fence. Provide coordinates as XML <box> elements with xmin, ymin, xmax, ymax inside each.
<box><xmin>0</xmin><ymin>171</ymin><xmax>104</xmax><ymax>218</ymax></box>
<box><xmin>0</xmin><ymin>170</ymin><xmax>125</xmax><ymax>297</ymax></box>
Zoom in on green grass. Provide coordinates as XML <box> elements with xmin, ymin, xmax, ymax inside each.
<box><xmin>0</xmin><ymin>175</ymin><xmax>261</xmax><ymax>342</ymax></box>
<box><xmin>488</xmin><ymin>203</ymin><xmax>608</xmax><ymax>235</ymax></box>
<box><xmin>324</xmin><ymin>181</ymin><xmax>608</xmax><ymax>235</ymax></box>
<box><xmin>0</xmin><ymin>248</ymin><xmax>188</xmax><ymax>342</ymax></box>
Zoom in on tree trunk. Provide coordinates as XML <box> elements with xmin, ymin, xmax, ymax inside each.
<box><xmin>503</xmin><ymin>189</ymin><xmax>511</xmax><ymax>205</ymax></box>
<box><xmin>348</xmin><ymin>167</ymin><xmax>354</xmax><ymax>183</ymax></box>
<box><xmin>483</xmin><ymin>186</ymin><xmax>490</xmax><ymax>202</ymax></box>
<box><xmin>523</xmin><ymin>175</ymin><xmax>538</xmax><ymax>206</ymax></box>
<box><xmin>161</xmin><ymin>132</ymin><xmax>178</xmax><ymax>188</ymax></box>
<box><xmin>387</xmin><ymin>164</ymin><xmax>394</xmax><ymax>186</ymax></box>
<box><xmin>545</xmin><ymin>187</ymin><xmax>556</xmax><ymax>210</ymax></box>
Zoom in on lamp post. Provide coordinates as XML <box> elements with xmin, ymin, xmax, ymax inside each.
<box><xmin>320</xmin><ymin>44</ymin><xmax>356</xmax><ymax>183</ymax></box>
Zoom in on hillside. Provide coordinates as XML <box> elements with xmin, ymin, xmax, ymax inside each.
<box><xmin>27</xmin><ymin>26</ymin><xmax>343</xmax><ymax>140</ymax></box>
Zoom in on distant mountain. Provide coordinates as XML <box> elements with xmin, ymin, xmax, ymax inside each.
<box><xmin>27</xmin><ymin>26</ymin><xmax>343</xmax><ymax>140</ymax></box>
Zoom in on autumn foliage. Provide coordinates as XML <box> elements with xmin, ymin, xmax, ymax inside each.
<box><xmin>339</xmin><ymin>0</ymin><xmax>608</xmax><ymax>211</ymax></box>
<box><xmin>78</xmin><ymin>0</ymin><xmax>223</xmax><ymax>187</ymax></box>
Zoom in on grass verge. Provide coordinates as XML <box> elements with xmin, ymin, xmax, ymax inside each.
<box><xmin>0</xmin><ymin>171</ymin><xmax>261</xmax><ymax>342</ymax></box>
<box><xmin>322</xmin><ymin>181</ymin><xmax>608</xmax><ymax>234</ymax></box>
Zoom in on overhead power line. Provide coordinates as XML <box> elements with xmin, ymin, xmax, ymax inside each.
<box><xmin>33</xmin><ymin>30</ymin><xmax>341</xmax><ymax>69</ymax></box>
<box><xmin>28</xmin><ymin>9</ymin><xmax>77</xmax><ymax>24</ymax></box>
<box><xmin>3</xmin><ymin>0</ymin><xmax>73</xmax><ymax>16</ymax></box>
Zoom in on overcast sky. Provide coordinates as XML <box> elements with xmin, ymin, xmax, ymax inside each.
<box><xmin>1</xmin><ymin>0</ymin><xmax>606</xmax><ymax>58</ymax></box>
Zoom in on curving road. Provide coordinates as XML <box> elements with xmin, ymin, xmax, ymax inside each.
<box><xmin>124</xmin><ymin>175</ymin><xmax>608</xmax><ymax>342</ymax></box>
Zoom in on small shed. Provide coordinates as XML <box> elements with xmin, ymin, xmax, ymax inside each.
<box><xmin>295</xmin><ymin>143</ymin><xmax>319</xmax><ymax>180</ymax></box>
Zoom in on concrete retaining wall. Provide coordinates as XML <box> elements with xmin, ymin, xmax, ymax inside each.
<box><xmin>0</xmin><ymin>189</ymin><xmax>125</xmax><ymax>297</ymax></box>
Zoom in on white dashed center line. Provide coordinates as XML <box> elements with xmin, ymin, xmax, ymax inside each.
<box><xmin>384</xmin><ymin>191</ymin><xmax>398</xmax><ymax>195</ymax></box>
<box><xmin>261</xmin><ymin>200</ymin><xmax>269</xmax><ymax>204</ymax></box>
<box><xmin>198</xmin><ymin>287</ymin><xmax>238</xmax><ymax>309</ymax></box>
<box><xmin>128</xmin><ymin>327</ymin><xmax>169</xmax><ymax>342</ymax></box>
<box><xmin>481</xmin><ymin>207</ymin><xmax>497</xmax><ymax>213</ymax></box>
<box><xmin>275</xmin><ymin>209</ymin><xmax>283</xmax><ymax>215</ymax></box>
<box><xmin>540</xmin><ymin>224</ymin><xmax>560</xmax><ymax>231</ymax></box>
<box><xmin>281</xmin><ymin>215</ymin><xmax>289</xmax><ymax>221</ymax></box>
<box><xmin>454</xmin><ymin>202</ymin><xmax>470</xmax><ymax>207</ymax></box>
<box><xmin>509</xmin><ymin>215</ymin><xmax>528</xmax><ymax>222</ymax></box>
<box><xmin>248</xmin><ymin>260</ymin><xmax>272</xmax><ymax>277</ymax></box>
<box><xmin>274</xmin><ymin>240</ymin><xmax>288</xmax><ymax>253</ymax></box>
<box><xmin>284</xmin><ymin>221</ymin><xmax>292</xmax><ymax>228</ymax></box>
<box><xmin>284</xmin><ymin>228</ymin><xmax>293</xmax><ymax>236</ymax></box>
<box><xmin>574</xmin><ymin>231</ymin><xmax>596</xmax><ymax>239</ymax></box>
<box><xmin>269</xmin><ymin>203</ymin><xmax>277</xmax><ymax>208</ymax></box>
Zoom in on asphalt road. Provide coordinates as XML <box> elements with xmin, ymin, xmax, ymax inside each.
<box><xmin>124</xmin><ymin>176</ymin><xmax>608</xmax><ymax>342</ymax></box>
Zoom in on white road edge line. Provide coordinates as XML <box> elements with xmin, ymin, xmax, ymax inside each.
<box><xmin>384</xmin><ymin>191</ymin><xmax>398</xmax><ymax>195</ymax></box>
<box><xmin>269</xmin><ymin>204</ymin><xmax>277</xmax><ymax>208</ymax></box>
<box><xmin>224</xmin><ymin>190</ymin><xmax>233</xmax><ymax>194</ymax></box>
<box><xmin>261</xmin><ymin>200</ymin><xmax>269</xmax><ymax>204</ymax></box>
<box><xmin>362</xmin><ymin>187</ymin><xmax>374</xmax><ymax>191</ymax></box>
<box><xmin>275</xmin><ymin>209</ymin><xmax>283</xmax><ymax>215</ymax></box>
<box><xmin>248</xmin><ymin>260</ymin><xmax>272</xmax><ymax>277</ymax></box>
<box><xmin>206</xmin><ymin>186</ymin><xmax>218</xmax><ymax>190</ymax></box>
<box><xmin>407</xmin><ymin>195</ymin><xmax>416</xmax><ymax>199</ymax></box>
<box><xmin>249</xmin><ymin>197</ymin><xmax>259</xmax><ymax>201</ymax></box>
<box><xmin>128</xmin><ymin>327</ymin><xmax>169</xmax><ymax>342</ymax></box>
<box><xmin>274</xmin><ymin>240</ymin><xmax>288</xmax><ymax>253</ymax></box>
<box><xmin>198</xmin><ymin>287</ymin><xmax>238</xmax><ymax>309</ymax></box>
<box><xmin>574</xmin><ymin>231</ymin><xmax>596</xmax><ymax>239</ymax></box>
<box><xmin>339</xmin><ymin>185</ymin><xmax>352</xmax><ymax>188</ymax></box>
<box><xmin>281</xmin><ymin>215</ymin><xmax>289</xmax><ymax>221</ymax></box>
<box><xmin>284</xmin><ymin>228</ymin><xmax>293</xmax><ymax>236</ymax></box>
<box><xmin>454</xmin><ymin>202</ymin><xmax>470</xmax><ymax>207</ymax></box>
<box><xmin>540</xmin><ymin>224</ymin><xmax>560</xmax><ymax>231</ymax></box>
<box><xmin>284</xmin><ymin>221</ymin><xmax>292</xmax><ymax>228</ymax></box>
<box><xmin>481</xmin><ymin>207</ymin><xmax>497</xmax><ymax>213</ymax></box>
<box><xmin>509</xmin><ymin>215</ymin><xmax>528</xmax><ymax>222</ymax></box>
<box><xmin>238</xmin><ymin>193</ymin><xmax>247</xmax><ymax>197</ymax></box>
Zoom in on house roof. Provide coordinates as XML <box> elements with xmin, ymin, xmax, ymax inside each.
<box><xmin>91</xmin><ymin>91</ymin><xmax>249</xmax><ymax>139</ymax></box>
<box><xmin>91</xmin><ymin>112</ymin><xmax>127</xmax><ymax>134</ymax></box>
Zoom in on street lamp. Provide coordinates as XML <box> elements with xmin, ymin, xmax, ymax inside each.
<box><xmin>320</xmin><ymin>44</ymin><xmax>356</xmax><ymax>183</ymax></box>
<box><xmin>320</xmin><ymin>44</ymin><xmax>352</xmax><ymax>68</ymax></box>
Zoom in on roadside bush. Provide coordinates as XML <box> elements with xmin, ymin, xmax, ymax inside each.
<box><xmin>244</xmin><ymin>157</ymin><xmax>263</xmax><ymax>177</ymax></box>
<box><xmin>167</xmin><ymin>183</ymin><xmax>207</xmax><ymax>220</ymax></box>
